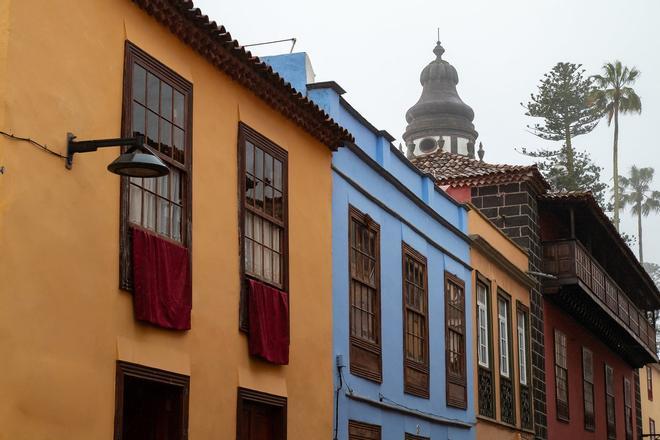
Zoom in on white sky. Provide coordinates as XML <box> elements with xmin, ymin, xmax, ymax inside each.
<box><xmin>195</xmin><ymin>0</ymin><xmax>660</xmax><ymax>265</ymax></box>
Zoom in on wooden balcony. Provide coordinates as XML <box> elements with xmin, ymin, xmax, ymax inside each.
<box><xmin>543</xmin><ymin>239</ymin><xmax>657</xmax><ymax>366</ymax></box>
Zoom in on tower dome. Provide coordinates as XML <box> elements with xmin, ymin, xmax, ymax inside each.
<box><xmin>403</xmin><ymin>41</ymin><xmax>478</xmax><ymax>158</ymax></box>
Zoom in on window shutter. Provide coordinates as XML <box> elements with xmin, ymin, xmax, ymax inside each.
<box><xmin>402</xmin><ymin>244</ymin><xmax>429</xmax><ymax>399</ymax></box>
<box><xmin>348</xmin><ymin>206</ymin><xmax>382</xmax><ymax>382</ymax></box>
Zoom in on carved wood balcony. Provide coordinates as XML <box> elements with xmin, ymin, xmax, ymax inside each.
<box><xmin>543</xmin><ymin>239</ymin><xmax>657</xmax><ymax>366</ymax></box>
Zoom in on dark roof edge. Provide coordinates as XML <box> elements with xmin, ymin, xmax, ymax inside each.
<box><xmin>132</xmin><ymin>0</ymin><xmax>353</xmax><ymax>150</ymax></box>
<box><xmin>307</xmin><ymin>81</ymin><xmax>346</xmax><ymax>95</ymax></box>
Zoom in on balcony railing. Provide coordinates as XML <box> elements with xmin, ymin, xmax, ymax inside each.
<box><xmin>543</xmin><ymin>239</ymin><xmax>656</xmax><ymax>355</ymax></box>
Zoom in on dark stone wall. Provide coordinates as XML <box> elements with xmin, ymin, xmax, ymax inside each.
<box><xmin>471</xmin><ymin>181</ymin><xmax>547</xmax><ymax>439</ymax></box>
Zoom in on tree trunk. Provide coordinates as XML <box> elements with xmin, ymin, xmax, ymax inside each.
<box><xmin>638</xmin><ymin>203</ymin><xmax>644</xmax><ymax>262</ymax></box>
<box><xmin>565</xmin><ymin>125</ymin><xmax>575</xmax><ymax>189</ymax></box>
<box><xmin>613</xmin><ymin>106</ymin><xmax>620</xmax><ymax>231</ymax></box>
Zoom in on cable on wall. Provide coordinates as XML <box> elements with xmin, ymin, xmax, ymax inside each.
<box><xmin>0</xmin><ymin>130</ymin><xmax>67</xmax><ymax>159</ymax></box>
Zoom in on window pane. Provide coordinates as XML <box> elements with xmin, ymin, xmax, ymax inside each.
<box><xmin>274</xmin><ymin>159</ymin><xmax>282</xmax><ymax>190</ymax></box>
<box><xmin>132</xmin><ymin>103</ymin><xmax>145</xmax><ymax>136</ymax></box>
<box><xmin>129</xmin><ymin>184</ymin><xmax>142</xmax><ymax>224</ymax></box>
<box><xmin>160</xmin><ymin>83</ymin><xmax>172</xmax><ymax>120</ymax></box>
<box><xmin>147</xmin><ymin>72</ymin><xmax>160</xmax><ymax>112</ymax></box>
<box><xmin>171</xmin><ymin>169</ymin><xmax>181</xmax><ymax>204</ymax></box>
<box><xmin>160</xmin><ymin>120</ymin><xmax>172</xmax><ymax>158</ymax></box>
<box><xmin>254</xmin><ymin>180</ymin><xmax>264</xmax><ymax>211</ymax></box>
<box><xmin>133</xmin><ymin>64</ymin><xmax>146</xmax><ymax>104</ymax></box>
<box><xmin>264</xmin><ymin>248</ymin><xmax>273</xmax><ymax>281</ymax></box>
<box><xmin>172</xmin><ymin>205</ymin><xmax>181</xmax><ymax>242</ymax></box>
<box><xmin>264</xmin><ymin>186</ymin><xmax>274</xmax><ymax>217</ymax></box>
<box><xmin>147</xmin><ymin>111</ymin><xmax>159</xmax><ymax>149</ymax></box>
<box><xmin>254</xmin><ymin>243</ymin><xmax>263</xmax><ymax>277</ymax></box>
<box><xmin>144</xmin><ymin>192</ymin><xmax>156</xmax><ymax>230</ymax></box>
<box><xmin>173</xmin><ymin>127</ymin><xmax>185</xmax><ymax>164</ymax></box>
<box><xmin>157</xmin><ymin>198</ymin><xmax>169</xmax><ymax>236</ymax></box>
<box><xmin>264</xmin><ymin>153</ymin><xmax>273</xmax><ymax>185</ymax></box>
<box><xmin>255</xmin><ymin>148</ymin><xmax>263</xmax><ymax>181</ymax></box>
<box><xmin>173</xmin><ymin>90</ymin><xmax>184</xmax><ymax>127</ymax></box>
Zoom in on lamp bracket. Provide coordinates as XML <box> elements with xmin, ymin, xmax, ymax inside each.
<box><xmin>66</xmin><ymin>132</ymin><xmax>146</xmax><ymax>169</ymax></box>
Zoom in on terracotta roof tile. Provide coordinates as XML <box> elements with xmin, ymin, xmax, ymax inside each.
<box><xmin>132</xmin><ymin>0</ymin><xmax>353</xmax><ymax>150</ymax></box>
<box><xmin>410</xmin><ymin>150</ymin><xmax>550</xmax><ymax>191</ymax></box>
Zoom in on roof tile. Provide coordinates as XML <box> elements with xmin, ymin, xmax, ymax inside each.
<box><xmin>410</xmin><ymin>150</ymin><xmax>550</xmax><ymax>190</ymax></box>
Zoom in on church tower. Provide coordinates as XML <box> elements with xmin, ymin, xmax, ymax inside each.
<box><xmin>403</xmin><ymin>41</ymin><xmax>479</xmax><ymax>159</ymax></box>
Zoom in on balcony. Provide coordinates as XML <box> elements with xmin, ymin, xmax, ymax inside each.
<box><xmin>543</xmin><ymin>239</ymin><xmax>657</xmax><ymax>366</ymax></box>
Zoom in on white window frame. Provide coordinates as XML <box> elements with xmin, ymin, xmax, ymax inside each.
<box><xmin>498</xmin><ymin>298</ymin><xmax>510</xmax><ymax>378</ymax></box>
<box><xmin>477</xmin><ymin>283</ymin><xmax>490</xmax><ymax>368</ymax></box>
<box><xmin>517</xmin><ymin>310</ymin><xmax>527</xmax><ymax>385</ymax></box>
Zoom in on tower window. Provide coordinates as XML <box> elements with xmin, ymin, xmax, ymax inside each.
<box><xmin>419</xmin><ymin>137</ymin><xmax>437</xmax><ymax>153</ymax></box>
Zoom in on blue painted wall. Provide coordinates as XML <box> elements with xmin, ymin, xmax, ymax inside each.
<box><xmin>265</xmin><ymin>53</ymin><xmax>475</xmax><ymax>440</ymax></box>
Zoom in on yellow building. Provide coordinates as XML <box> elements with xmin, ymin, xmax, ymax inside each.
<box><xmin>640</xmin><ymin>364</ymin><xmax>660</xmax><ymax>437</ymax></box>
<box><xmin>468</xmin><ymin>205</ymin><xmax>536</xmax><ymax>439</ymax></box>
<box><xmin>0</xmin><ymin>1</ymin><xmax>350</xmax><ymax>439</ymax></box>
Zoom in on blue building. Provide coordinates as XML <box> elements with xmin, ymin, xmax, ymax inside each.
<box><xmin>264</xmin><ymin>53</ymin><xmax>475</xmax><ymax>440</ymax></box>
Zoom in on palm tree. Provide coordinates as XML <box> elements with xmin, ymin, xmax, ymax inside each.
<box><xmin>618</xmin><ymin>166</ymin><xmax>660</xmax><ymax>262</ymax></box>
<box><xmin>591</xmin><ymin>61</ymin><xmax>642</xmax><ymax>231</ymax></box>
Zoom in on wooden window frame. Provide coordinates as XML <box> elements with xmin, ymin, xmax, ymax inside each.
<box><xmin>119</xmin><ymin>41</ymin><xmax>193</xmax><ymax>291</ymax></box>
<box><xmin>348</xmin><ymin>205</ymin><xmax>382</xmax><ymax>382</ymax></box>
<box><xmin>497</xmin><ymin>292</ymin><xmax>513</xmax><ymax>380</ymax></box>
<box><xmin>650</xmin><ymin>418</ymin><xmax>656</xmax><ymax>436</ymax></box>
<box><xmin>402</xmin><ymin>243</ymin><xmax>430</xmax><ymax>399</ymax></box>
<box><xmin>446</xmin><ymin>271</ymin><xmax>467</xmax><ymax>409</ymax></box>
<box><xmin>348</xmin><ymin>420</ymin><xmax>381</xmax><ymax>440</ymax></box>
<box><xmin>648</xmin><ymin>365</ymin><xmax>654</xmax><ymax>401</ymax></box>
<box><xmin>476</xmin><ymin>277</ymin><xmax>491</xmax><ymax>369</ymax></box>
<box><xmin>476</xmin><ymin>272</ymin><xmax>495</xmax><ymax>418</ymax></box>
<box><xmin>624</xmin><ymin>377</ymin><xmax>633</xmax><ymax>440</ymax></box>
<box><xmin>605</xmin><ymin>364</ymin><xmax>616</xmax><ymax>439</ymax></box>
<box><xmin>582</xmin><ymin>347</ymin><xmax>595</xmax><ymax>431</ymax></box>
<box><xmin>497</xmin><ymin>289</ymin><xmax>516</xmax><ymax>425</ymax></box>
<box><xmin>113</xmin><ymin>361</ymin><xmax>190</xmax><ymax>440</ymax></box>
<box><xmin>236</xmin><ymin>387</ymin><xmax>287</xmax><ymax>440</ymax></box>
<box><xmin>554</xmin><ymin>329</ymin><xmax>570</xmax><ymax>422</ymax></box>
<box><xmin>516</xmin><ymin>304</ymin><xmax>529</xmax><ymax>386</ymax></box>
<box><xmin>238</xmin><ymin>123</ymin><xmax>289</xmax><ymax>331</ymax></box>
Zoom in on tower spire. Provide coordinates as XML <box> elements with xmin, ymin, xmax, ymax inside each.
<box><xmin>402</xmin><ymin>39</ymin><xmax>478</xmax><ymax>157</ymax></box>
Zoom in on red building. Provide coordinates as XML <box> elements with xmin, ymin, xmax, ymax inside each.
<box><xmin>540</xmin><ymin>192</ymin><xmax>659</xmax><ymax>439</ymax></box>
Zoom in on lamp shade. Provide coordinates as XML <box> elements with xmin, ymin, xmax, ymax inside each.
<box><xmin>107</xmin><ymin>150</ymin><xmax>169</xmax><ymax>178</ymax></box>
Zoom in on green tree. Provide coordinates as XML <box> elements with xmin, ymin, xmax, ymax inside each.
<box><xmin>522</xmin><ymin>62</ymin><xmax>601</xmax><ymax>189</ymax></box>
<box><xmin>643</xmin><ymin>262</ymin><xmax>660</xmax><ymax>288</ymax></box>
<box><xmin>618</xmin><ymin>166</ymin><xmax>660</xmax><ymax>262</ymax></box>
<box><xmin>591</xmin><ymin>61</ymin><xmax>642</xmax><ymax>231</ymax></box>
<box><xmin>519</xmin><ymin>145</ymin><xmax>608</xmax><ymax>206</ymax></box>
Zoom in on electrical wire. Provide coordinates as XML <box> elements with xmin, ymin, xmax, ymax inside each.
<box><xmin>378</xmin><ymin>393</ymin><xmax>472</xmax><ymax>426</ymax></box>
<box><xmin>333</xmin><ymin>364</ymin><xmax>343</xmax><ymax>440</ymax></box>
<box><xmin>0</xmin><ymin>130</ymin><xmax>67</xmax><ymax>159</ymax></box>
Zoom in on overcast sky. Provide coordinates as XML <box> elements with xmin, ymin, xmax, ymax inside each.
<box><xmin>196</xmin><ymin>0</ymin><xmax>660</xmax><ymax>265</ymax></box>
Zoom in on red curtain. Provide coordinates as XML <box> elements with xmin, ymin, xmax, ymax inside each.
<box><xmin>132</xmin><ymin>227</ymin><xmax>191</xmax><ymax>330</ymax></box>
<box><xmin>248</xmin><ymin>279</ymin><xmax>289</xmax><ymax>365</ymax></box>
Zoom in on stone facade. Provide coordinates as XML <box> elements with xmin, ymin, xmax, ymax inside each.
<box><xmin>471</xmin><ymin>181</ymin><xmax>547</xmax><ymax>439</ymax></box>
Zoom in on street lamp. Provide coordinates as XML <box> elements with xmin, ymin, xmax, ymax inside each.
<box><xmin>65</xmin><ymin>132</ymin><xmax>169</xmax><ymax>178</ymax></box>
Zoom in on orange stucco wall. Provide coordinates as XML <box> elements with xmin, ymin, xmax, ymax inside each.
<box><xmin>0</xmin><ymin>1</ymin><xmax>334</xmax><ymax>438</ymax></box>
<box><xmin>641</xmin><ymin>364</ymin><xmax>660</xmax><ymax>435</ymax></box>
<box><xmin>468</xmin><ymin>207</ymin><xmax>534</xmax><ymax>439</ymax></box>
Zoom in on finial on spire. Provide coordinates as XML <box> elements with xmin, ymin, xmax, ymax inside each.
<box><xmin>433</xmin><ymin>34</ymin><xmax>445</xmax><ymax>60</ymax></box>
